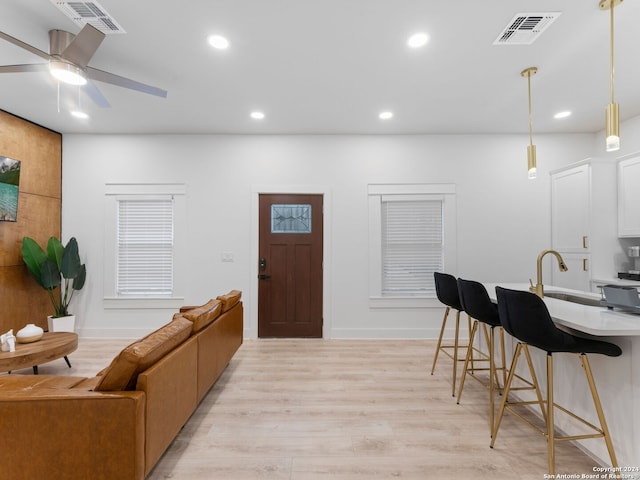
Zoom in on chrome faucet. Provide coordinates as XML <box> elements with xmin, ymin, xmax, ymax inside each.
<box><xmin>530</xmin><ymin>249</ymin><xmax>568</xmax><ymax>298</ymax></box>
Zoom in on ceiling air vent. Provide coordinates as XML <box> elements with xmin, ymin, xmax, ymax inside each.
<box><xmin>49</xmin><ymin>0</ymin><xmax>126</xmax><ymax>34</ymax></box>
<box><xmin>493</xmin><ymin>12</ymin><xmax>561</xmax><ymax>45</ymax></box>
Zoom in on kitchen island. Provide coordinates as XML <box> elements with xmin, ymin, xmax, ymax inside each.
<box><xmin>482</xmin><ymin>283</ymin><xmax>640</xmax><ymax>472</ymax></box>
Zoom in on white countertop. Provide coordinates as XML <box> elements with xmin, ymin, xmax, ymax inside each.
<box><xmin>483</xmin><ymin>283</ymin><xmax>640</xmax><ymax>337</ymax></box>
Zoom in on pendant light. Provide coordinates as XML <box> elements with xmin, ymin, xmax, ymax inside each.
<box><xmin>600</xmin><ymin>0</ymin><xmax>623</xmax><ymax>152</ymax></box>
<box><xmin>522</xmin><ymin>66</ymin><xmax>538</xmax><ymax>180</ymax></box>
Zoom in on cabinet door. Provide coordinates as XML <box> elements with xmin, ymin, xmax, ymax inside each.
<box><xmin>618</xmin><ymin>156</ymin><xmax>640</xmax><ymax>237</ymax></box>
<box><xmin>551</xmin><ymin>253</ymin><xmax>591</xmax><ymax>291</ymax></box>
<box><xmin>551</xmin><ymin>165</ymin><xmax>590</xmax><ymax>252</ymax></box>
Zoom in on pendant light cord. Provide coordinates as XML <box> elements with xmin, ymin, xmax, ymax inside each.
<box><xmin>527</xmin><ymin>71</ymin><xmax>534</xmax><ymax>147</ymax></box>
<box><xmin>610</xmin><ymin>0</ymin><xmax>615</xmax><ymax>104</ymax></box>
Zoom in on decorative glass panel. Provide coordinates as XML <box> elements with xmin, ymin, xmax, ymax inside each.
<box><xmin>271</xmin><ymin>204</ymin><xmax>312</xmax><ymax>233</ymax></box>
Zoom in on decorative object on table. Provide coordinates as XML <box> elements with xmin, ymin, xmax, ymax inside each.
<box><xmin>16</xmin><ymin>323</ymin><xmax>44</xmax><ymax>343</ymax></box>
<box><xmin>1</xmin><ymin>329</ymin><xmax>16</xmax><ymax>352</ymax></box>
<box><xmin>21</xmin><ymin>236</ymin><xmax>86</xmax><ymax>332</ymax></box>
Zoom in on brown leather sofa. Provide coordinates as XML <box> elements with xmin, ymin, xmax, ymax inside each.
<box><xmin>0</xmin><ymin>290</ymin><xmax>243</xmax><ymax>480</ymax></box>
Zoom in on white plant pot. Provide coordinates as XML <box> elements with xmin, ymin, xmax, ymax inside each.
<box><xmin>47</xmin><ymin>315</ymin><xmax>76</xmax><ymax>333</ymax></box>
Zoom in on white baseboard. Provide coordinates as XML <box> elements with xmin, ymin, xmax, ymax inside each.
<box><xmin>329</xmin><ymin>327</ymin><xmax>469</xmax><ymax>340</ymax></box>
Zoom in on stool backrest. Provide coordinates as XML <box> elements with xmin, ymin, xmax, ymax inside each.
<box><xmin>457</xmin><ymin>278</ymin><xmax>500</xmax><ymax>326</ymax></box>
<box><xmin>495</xmin><ymin>286</ymin><xmax>574</xmax><ymax>351</ymax></box>
<box><xmin>434</xmin><ymin>272</ymin><xmax>463</xmax><ymax>311</ymax></box>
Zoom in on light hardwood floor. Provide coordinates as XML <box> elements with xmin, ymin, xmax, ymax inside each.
<box><xmin>6</xmin><ymin>338</ymin><xmax>602</xmax><ymax>479</ymax></box>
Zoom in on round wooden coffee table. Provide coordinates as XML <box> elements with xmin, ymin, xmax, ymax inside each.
<box><xmin>0</xmin><ymin>332</ymin><xmax>78</xmax><ymax>374</ymax></box>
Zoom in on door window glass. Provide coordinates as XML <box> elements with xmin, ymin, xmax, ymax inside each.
<box><xmin>271</xmin><ymin>204</ymin><xmax>312</xmax><ymax>233</ymax></box>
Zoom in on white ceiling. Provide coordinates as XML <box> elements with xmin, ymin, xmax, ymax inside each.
<box><xmin>0</xmin><ymin>0</ymin><xmax>639</xmax><ymax>135</ymax></box>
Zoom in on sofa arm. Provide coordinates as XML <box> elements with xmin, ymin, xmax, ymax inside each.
<box><xmin>0</xmin><ymin>390</ymin><xmax>146</xmax><ymax>480</ymax></box>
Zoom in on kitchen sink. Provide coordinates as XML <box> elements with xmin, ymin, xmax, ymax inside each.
<box><xmin>544</xmin><ymin>291</ymin><xmax>602</xmax><ymax>307</ymax></box>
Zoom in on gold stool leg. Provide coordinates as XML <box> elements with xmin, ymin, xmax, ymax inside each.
<box><xmin>467</xmin><ymin>314</ymin><xmax>474</xmax><ymax>373</ymax></box>
<box><xmin>451</xmin><ymin>310</ymin><xmax>461</xmax><ymax>396</ymax></box>
<box><xmin>431</xmin><ymin>306</ymin><xmax>450</xmax><ymax>375</ymax></box>
<box><xmin>547</xmin><ymin>353</ymin><xmax>555</xmax><ymax>476</ymax></box>
<box><xmin>488</xmin><ymin>326</ymin><xmax>496</xmax><ymax>438</ymax></box>
<box><xmin>491</xmin><ymin>342</ymin><xmax>522</xmax><ymax>446</ymax></box>
<box><xmin>580</xmin><ymin>354</ymin><xmax>619</xmax><ymax>469</ymax></box>
<box><xmin>456</xmin><ymin>319</ymin><xmax>479</xmax><ymax>404</ymax></box>
<box><xmin>499</xmin><ymin>327</ymin><xmax>507</xmax><ymax>390</ymax></box>
<box><xmin>523</xmin><ymin>344</ymin><xmax>548</xmax><ymax>425</ymax></box>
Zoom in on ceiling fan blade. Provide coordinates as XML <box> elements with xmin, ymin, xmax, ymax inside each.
<box><xmin>0</xmin><ymin>31</ymin><xmax>51</xmax><ymax>61</ymax></box>
<box><xmin>86</xmin><ymin>66</ymin><xmax>167</xmax><ymax>98</ymax></box>
<box><xmin>0</xmin><ymin>63</ymin><xmax>49</xmax><ymax>73</ymax></box>
<box><xmin>60</xmin><ymin>24</ymin><xmax>105</xmax><ymax>69</ymax></box>
<box><xmin>84</xmin><ymin>80</ymin><xmax>110</xmax><ymax>108</ymax></box>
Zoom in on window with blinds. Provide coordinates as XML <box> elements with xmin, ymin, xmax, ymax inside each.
<box><xmin>381</xmin><ymin>199</ymin><xmax>443</xmax><ymax>296</ymax></box>
<box><xmin>117</xmin><ymin>198</ymin><xmax>174</xmax><ymax>295</ymax></box>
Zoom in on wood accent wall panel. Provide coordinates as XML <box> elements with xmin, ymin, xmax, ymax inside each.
<box><xmin>0</xmin><ymin>267</ymin><xmax>51</xmax><ymax>331</ymax></box>
<box><xmin>0</xmin><ymin>110</ymin><xmax>61</xmax><ymax>333</ymax></box>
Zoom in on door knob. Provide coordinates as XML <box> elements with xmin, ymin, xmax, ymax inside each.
<box><xmin>258</xmin><ymin>274</ymin><xmax>271</xmax><ymax>280</ymax></box>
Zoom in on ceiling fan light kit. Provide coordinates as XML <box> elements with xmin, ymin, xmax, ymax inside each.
<box><xmin>49</xmin><ymin>60</ymin><xmax>87</xmax><ymax>85</ymax></box>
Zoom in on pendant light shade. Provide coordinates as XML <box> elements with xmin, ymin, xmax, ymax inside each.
<box><xmin>600</xmin><ymin>0</ymin><xmax>623</xmax><ymax>152</ymax></box>
<box><xmin>606</xmin><ymin>102</ymin><xmax>620</xmax><ymax>152</ymax></box>
<box><xmin>527</xmin><ymin>145</ymin><xmax>537</xmax><ymax>180</ymax></box>
<box><xmin>522</xmin><ymin>67</ymin><xmax>538</xmax><ymax>180</ymax></box>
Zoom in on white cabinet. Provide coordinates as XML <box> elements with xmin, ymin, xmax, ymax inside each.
<box><xmin>551</xmin><ymin>164</ymin><xmax>590</xmax><ymax>252</ymax></box>
<box><xmin>617</xmin><ymin>155</ymin><xmax>640</xmax><ymax>237</ymax></box>
<box><xmin>550</xmin><ymin>159</ymin><xmax>617</xmax><ymax>290</ymax></box>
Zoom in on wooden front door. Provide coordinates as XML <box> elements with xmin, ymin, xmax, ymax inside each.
<box><xmin>258</xmin><ymin>194</ymin><xmax>323</xmax><ymax>337</ymax></box>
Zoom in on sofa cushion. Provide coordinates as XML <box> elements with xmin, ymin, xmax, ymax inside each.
<box><xmin>94</xmin><ymin>317</ymin><xmax>193</xmax><ymax>392</ymax></box>
<box><xmin>180</xmin><ymin>298</ymin><xmax>222</xmax><ymax>333</ymax></box>
<box><xmin>216</xmin><ymin>290</ymin><xmax>242</xmax><ymax>312</ymax></box>
<box><xmin>0</xmin><ymin>375</ymin><xmax>87</xmax><ymax>391</ymax></box>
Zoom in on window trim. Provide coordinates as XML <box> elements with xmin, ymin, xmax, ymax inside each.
<box><xmin>368</xmin><ymin>184</ymin><xmax>457</xmax><ymax>309</ymax></box>
<box><xmin>103</xmin><ymin>183</ymin><xmax>186</xmax><ymax>309</ymax></box>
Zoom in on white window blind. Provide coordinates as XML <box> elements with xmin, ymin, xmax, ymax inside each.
<box><xmin>381</xmin><ymin>199</ymin><xmax>443</xmax><ymax>296</ymax></box>
<box><xmin>117</xmin><ymin>198</ymin><xmax>174</xmax><ymax>295</ymax></box>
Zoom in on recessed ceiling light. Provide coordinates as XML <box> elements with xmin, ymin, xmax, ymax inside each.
<box><xmin>554</xmin><ymin>111</ymin><xmax>572</xmax><ymax>119</ymax></box>
<box><xmin>250</xmin><ymin>111</ymin><xmax>265</xmax><ymax>120</ymax></box>
<box><xmin>407</xmin><ymin>32</ymin><xmax>429</xmax><ymax>48</ymax></box>
<box><xmin>71</xmin><ymin>110</ymin><xmax>89</xmax><ymax>119</ymax></box>
<box><xmin>379</xmin><ymin>111</ymin><xmax>394</xmax><ymax>120</ymax></box>
<box><xmin>208</xmin><ymin>35</ymin><xmax>229</xmax><ymax>50</ymax></box>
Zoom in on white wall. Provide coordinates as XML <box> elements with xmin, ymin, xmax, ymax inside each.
<box><xmin>61</xmin><ymin>132</ymin><xmax>595</xmax><ymax>338</ymax></box>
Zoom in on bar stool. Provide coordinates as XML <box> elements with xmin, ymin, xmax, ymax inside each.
<box><xmin>455</xmin><ymin>278</ymin><xmax>507</xmax><ymax>437</ymax></box>
<box><xmin>491</xmin><ymin>287</ymin><xmax>621</xmax><ymax>475</ymax></box>
<box><xmin>431</xmin><ymin>272</ymin><xmax>471</xmax><ymax>396</ymax></box>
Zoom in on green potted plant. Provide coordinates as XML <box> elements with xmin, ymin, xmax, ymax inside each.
<box><xmin>21</xmin><ymin>236</ymin><xmax>86</xmax><ymax>332</ymax></box>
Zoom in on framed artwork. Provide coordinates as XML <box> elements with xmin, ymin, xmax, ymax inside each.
<box><xmin>0</xmin><ymin>156</ymin><xmax>21</xmax><ymax>222</ymax></box>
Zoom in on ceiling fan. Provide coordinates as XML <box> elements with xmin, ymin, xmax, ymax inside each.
<box><xmin>0</xmin><ymin>24</ymin><xmax>167</xmax><ymax>108</ymax></box>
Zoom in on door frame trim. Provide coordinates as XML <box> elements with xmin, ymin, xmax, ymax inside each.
<box><xmin>250</xmin><ymin>185</ymin><xmax>332</xmax><ymax>339</ymax></box>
